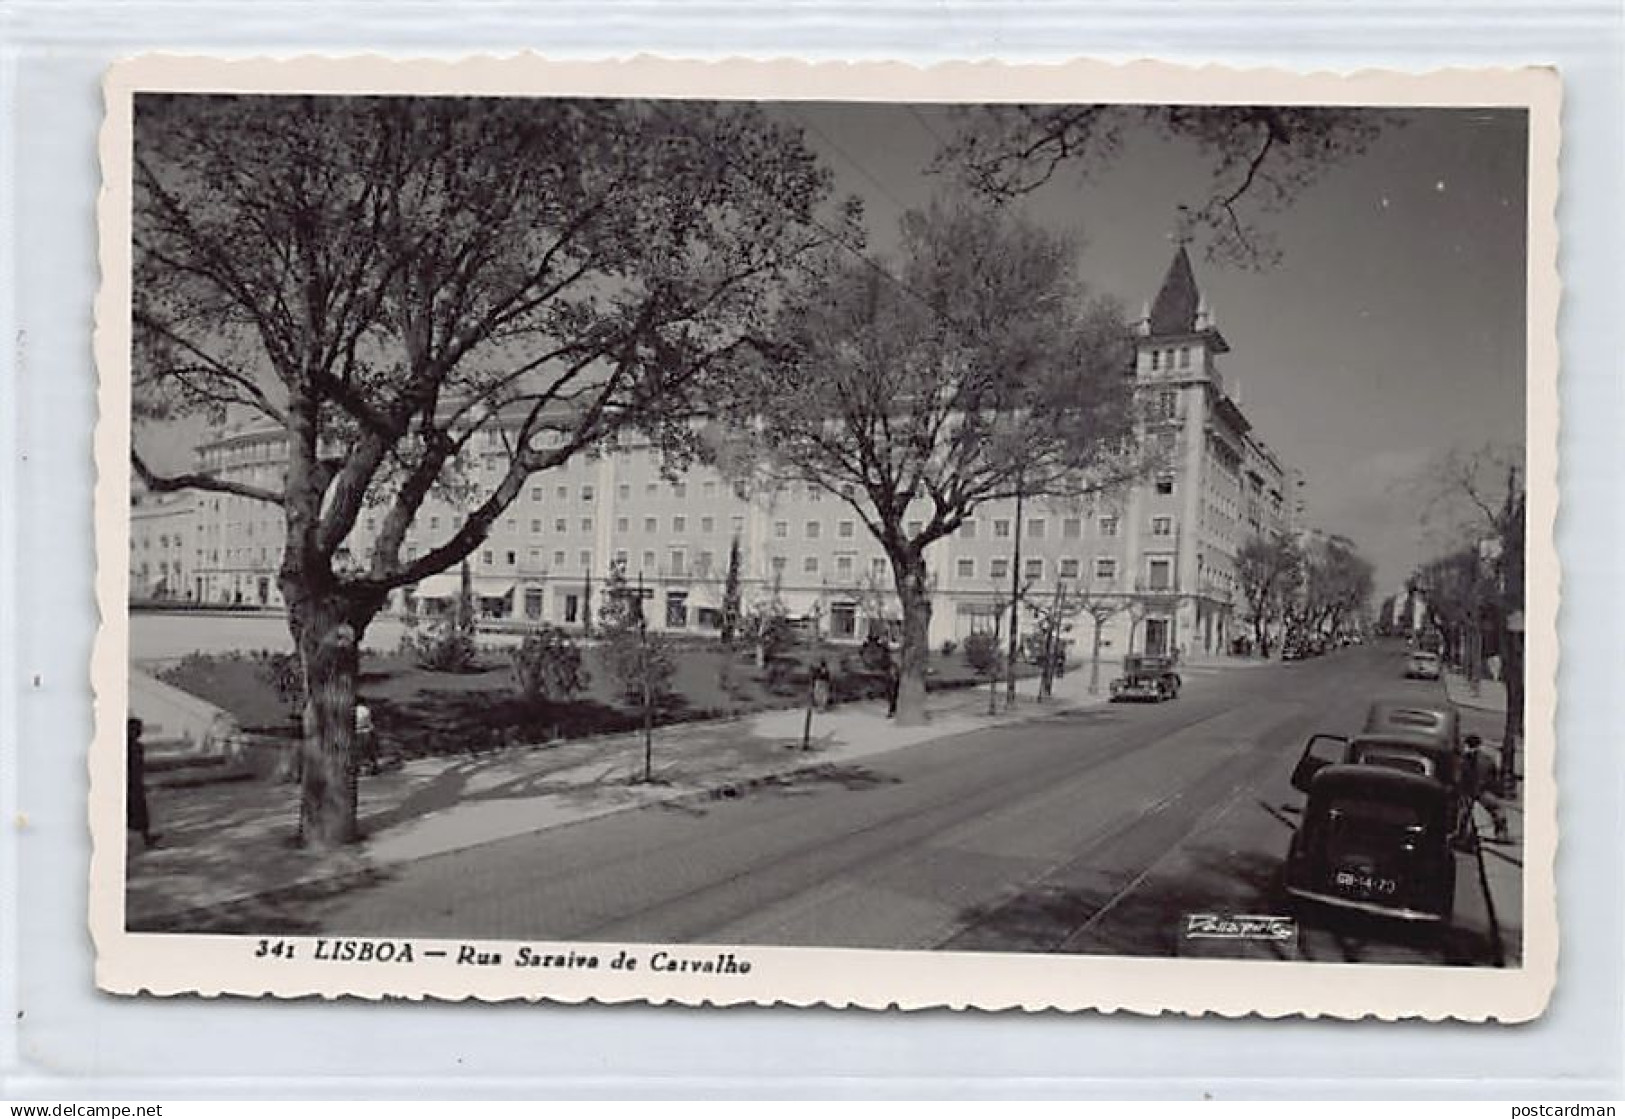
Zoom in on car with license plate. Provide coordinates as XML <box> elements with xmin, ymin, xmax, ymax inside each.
<box><xmin>1282</xmin><ymin>760</ymin><xmax>1458</xmax><ymax>923</ymax></box>
<box><xmin>1109</xmin><ymin>654</ymin><xmax>1181</xmax><ymax>702</ymax></box>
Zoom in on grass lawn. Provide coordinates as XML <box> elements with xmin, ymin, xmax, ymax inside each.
<box><xmin>158</xmin><ymin>639</ymin><xmax>1009</xmax><ymax>759</ymax></box>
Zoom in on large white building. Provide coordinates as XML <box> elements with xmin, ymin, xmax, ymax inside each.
<box><xmin>146</xmin><ymin>246</ymin><xmax>1294</xmax><ymax>659</ymax></box>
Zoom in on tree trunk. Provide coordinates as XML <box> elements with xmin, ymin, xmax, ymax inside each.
<box><xmin>892</xmin><ymin>555</ymin><xmax>933</xmax><ymax>726</ymax></box>
<box><xmin>293</xmin><ymin>594</ymin><xmax>362</xmax><ymax>849</ymax></box>
<box><xmin>1088</xmin><ymin>617</ymin><xmax>1104</xmax><ymax>695</ymax></box>
<box><xmin>1501</xmin><ymin>628</ymin><xmax>1524</xmax><ymax>797</ymax></box>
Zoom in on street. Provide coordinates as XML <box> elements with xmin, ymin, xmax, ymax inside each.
<box><xmin>245</xmin><ymin>643</ymin><xmax>1519</xmax><ymax>967</ymax></box>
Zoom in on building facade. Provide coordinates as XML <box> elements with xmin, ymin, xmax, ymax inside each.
<box><xmin>129</xmin><ymin>491</ymin><xmax>197</xmax><ymax>601</ymax></box>
<box><xmin>150</xmin><ymin>246</ymin><xmax>1294</xmax><ymax>659</ymax></box>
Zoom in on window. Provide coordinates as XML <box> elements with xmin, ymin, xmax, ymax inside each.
<box><xmin>646</xmin><ymin>482</ymin><xmax>659</xmax><ymax>496</ymax></box>
<box><xmin>1151</xmin><ymin>349</ymin><xmax>1161</xmax><ymax>372</ymax></box>
<box><xmin>772</xmin><ymin>556</ymin><xmax>787</xmax><ymax>574</ymax></box>
<box><xmin>673</xmin><ymin>515</ymin><xmax>687</xmax><ymax>533</ymax></box>
<box><xmin>641</xmin><ymin>550</ymin><xmax>655</xmax><ymax>570</ymax></box>
<box><xmin>481</xmin><ymin>549</ymin><xmax>494</xmax><ymax>566</ymax></box>
<box><xmin>669</xmin><ymin>548</ymin><xmax>687</xmax><ymax>576</ymax></box>
<box><xmin>616</xmin><ymin>516</ymin><xmax>629</xmax><ymax>533</ymax></box>
<box><xmin>1099</xmin><ymin>516</ymin><xmax>1119</xmax><ymax>537</ymax></box>
<box><xmin>700</xmin><ymin>516</ymin><xmax>714</xmax><ymax>534</ymax></box>
<box><xmin>703</xmin><ymin>481</ymin><xmax>717</xmax><ymax>498</ymax></box>
<box><xmin>697</xmin><ymin>550</ymin><xmax>714</xmax><ymax>574</ymax></box>
<box><xmin>554</xmin><ymin>550</ymin><xmax>567</xmax><ymax>568</ymax></box>
<box><xmin>1179</xmin><ymin>345</ymin><xmax>1192</xmax><ymax>369</ymax></box>
<box><xmin>1157</xmin><ymin>391</ymin><xmax>1178</xmax><ymax>419</ymax></box>
<box><xmin>956</xmin><ymin>558</ymin><xmax>976</xmax><ymax>579</ymax></box>
<box><xmin>430</xmin><ymin>516</ymin><xmax>440</xmax><ymax>531</ymax></box>
<box><xmin>1152</xmin><ymin>516</ymin><xmax>1174</xmax><ymax>537</ymax></box>
<box><xmin>672</xmin><ymin>482</ymin><xmax>686</xmax><ymax>499</ymax></box>
<box><xmin>644</xmin><ymin>516</ymin><xmax>658</xmax><ymax>534</ymax></box>
<box><xmin>1063</xmin><ymin>517</ymin><xmax>1082</xmax><ymax>539</ymax></box>
<box><xmin>1029</xmin><ymin>518</ymin><xmax>1046</xmax><ymax>539</ymax></box>
<box><xmin>836</xmin><ymin>554</ymin><xmax>855</xmax><ymax>578</ymax></box>
<box><xmin>731</xmin><ymin>515</ymin><xmax>746</xmax><ymax>534</ymax></box>
<box><xmin>994</xmin><ymin>519</ymin><xmax>1011</xmax><ymax>539</ymax></box>
<box><xmin>531</xmin><ymin>518</ymin><xmax>543</xmax><ymax>533</ymax></box>
<box><xmin>556</xmin><ymin>485</ymin><xmax>568</xmax><ymax>501</ymax></box>
<box><xmin>990</xmin><ymin>558</ymin><xmax>1010</xmax><ymax>580</ymax></box>
<box><xmin>804</xmin><ymin>555</ymin><xmax>819</xmax><ymax>575</ymax></box>
<box><xmin>961</xmin><ymin>520</ymin><xmax>977</xmax><ymax>539</ymax></box>
<box><xmin>805</xmin><ymin>520</ymin><xmax>821</xmax><ymax>540</ymax></box>
<box><xmin>1095</xmin><ymin>558</ymin><xmax>1118</xmax><ymax>581</ymax></box>
<box><xmin>806</xmin><ymin>488</ymin><xmax>821</xmax><ymax>502</ymax></box>
<box><xmin>617</xmin><ymin>484</ymin><xmax>630</xmax><ymax>500</ymax></box>
<box><xmin>614</xmin><ymin>548</ymin><xmax>628</xmax><ymax>566</ymax></box>
<box><xmin>528</xmin><ymin>548</ymin><xmax>540</xmax><ymax>565</ymax></box>
<box><xmin>838</xmin><ymin>520</ymin><xmax>854</xmax><ymax>539</ymax></box>
<box><xmin>908</xmin><ymin>520</ymin><xmax>923</xmax><ymax>538</ymax></box>
<box><xmin>580</xmin><ymin>485</ymin><xmax>594</xmax><ymax>503</ymax></box>
<box><xmin>505</xmin><ymin>550</ymin><xmax>517</xmax><ymax>567</ymax></box>
<box><xmin>580</xmin><ymin>517</ymin><xmax>593</xmax><ymax>533</ymax></box>
<box><xmin>1148</xmin><ymin>557</ymin><xmax>1173</xmax><ymax>591</ymax></box>
<box><xmin>1025</xmin><ymin>557</ymin><xmax>1044</xmax><ymax>581</ymax></box>
<box><xmin>1059</xmin><ymin>557</ymin><xmax>1081</xmax><ymax>579</ymax></box>
<box><xmin>554</xmin><ymin>517</ymin><xmax>568</xmax><ymax>534</ymax></box>
<box><xmin>774</xmin><ymin>521</ymin><xmax>788</xmax><ymax>539</ymax></box>
<box><xmin>871</xmin><ymin>557</ymin><xmax>888</xmax><ymax>580</ymax></box>
<box><xmin>1155</xmin><ymin>473</ymin><xmax>1175</xmax><ymax>496</ymax></box>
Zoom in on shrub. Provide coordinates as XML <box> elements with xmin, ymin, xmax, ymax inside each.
<box><xmin>412</xmin><ymin>619</ymin><xmax>478</xmax><ymax>673</ymax></box>
<box><xmin>252</xmin><ymin>650</ymin><xmax>305</xmax><ymax>723</ymax></box>
<box><xmin>510</xmin><ymin>626</ymin><xmax>587</xmax><ymax>702</ymax></box>
<box><xmin>963</xmin><ymin>631</ymin><xmax>1002</xmax><ymax>678</ymax></box>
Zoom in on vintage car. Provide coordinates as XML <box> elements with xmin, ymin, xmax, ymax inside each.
<box><xmin>1405</xmin><ymin>650</ymin><xmax>1443</xmax><ymax>680</ymax></box>
<box><xmin>1283</xmin><ymin>760</ymin><xmax>1458</xmax><ymax>923</ymax></box>
<box><xmin>1355</xmin><ymin>699</ymin><xmax>1463</xmax><ymax>790</ymax></box>
<box><xmin>1109</xmin><ymin>654</ymin><xmax>1182</xmax><ymax>702</ymax></box>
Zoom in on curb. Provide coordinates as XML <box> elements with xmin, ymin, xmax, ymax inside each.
<box><xmin>127</xmin><ymin>689</ymin><xmax>1102</xmax><ymax>932</ymax></box>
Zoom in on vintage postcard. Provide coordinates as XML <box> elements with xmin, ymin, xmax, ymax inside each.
<box><xmin>92</xmin><ymin>55</ymin><xmax>1559</xmax><ymax>1019</ymax></box>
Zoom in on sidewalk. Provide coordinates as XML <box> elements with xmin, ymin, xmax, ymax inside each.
<box><xmin>1444</xmin><ymin>670</ymin><xmax>1509</xmax><ymax>715</ymax></box>
<box><xmin>127</xmin><ymin>668</ymin><xmax>1119</xmax><ymax>931</ymax></box>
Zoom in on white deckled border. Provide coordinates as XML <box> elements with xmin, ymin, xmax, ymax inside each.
<box><xmin>91</xmin><ymin>53</ymin><xmax>1561</xmax><ymax>1021</ymax></box>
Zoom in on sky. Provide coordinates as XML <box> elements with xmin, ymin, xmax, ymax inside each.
<box><xmin>774</xmin><ymin>103</ymin><xmax>1529</xmax><ymax>596</ymax></box>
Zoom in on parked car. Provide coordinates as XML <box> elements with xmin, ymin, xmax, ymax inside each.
<box><xmin>1405</xmin><ymin>650</ymin><xmax>1443</xmax><ymax>680</ymax></box>
<box><xmin>1109</xmin><ymin>654</ymin><xmax>1181</xmax><ymax>702</ymax></box>
<box><xmin>1283</xmin><ymin>759</ymin><xmax>1458</xmax><ymax>924</ymax></box>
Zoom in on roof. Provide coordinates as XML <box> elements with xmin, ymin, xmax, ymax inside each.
<box><xmin>1149</xmin><ymin>246</ymin><xmax>1201</xmax><ymax>335</ymax></box>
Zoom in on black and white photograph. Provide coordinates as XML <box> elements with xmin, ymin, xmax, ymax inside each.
<box><xmin>92</xmin><ymin>56</ymin><xmax>1559</xmax><ymax>1016</ymax></box>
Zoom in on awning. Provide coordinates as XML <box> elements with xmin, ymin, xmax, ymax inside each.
<box><xmin>474</xmin><ymin>580</ymin><xmax>515</xmax><ymax>600</ymax></box>
<box><xmin>412</xmin><ymin>572</ymin><xmax>463</xmax><ymax>599</ymax></box>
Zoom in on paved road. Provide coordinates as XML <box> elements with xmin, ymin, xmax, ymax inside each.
<box><xmin>262</xmin><ymin>644</ymin><xmax>1518</xmax><ymax>966</ymax></box>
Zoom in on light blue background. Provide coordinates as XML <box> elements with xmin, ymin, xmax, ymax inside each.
<box><xmin>1</xmin><ymin>0</ymin><xmax>1620</xmax><ymax>1099</ymax></box>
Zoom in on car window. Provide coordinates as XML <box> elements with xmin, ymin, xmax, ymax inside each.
<box><xmin>1354</xmin><ymin>747</ymin><xmax>1433</xmax><ymax>777</ymax></box>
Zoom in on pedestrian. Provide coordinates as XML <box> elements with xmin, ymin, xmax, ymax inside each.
<box><xmin>354</xmin><ymin>700</ymin><xmax>379</xmax><ymax>776</ymax></box>
<box><xmin>883</xmin><ymin>647</ymin><xmax>900</xmax><ymax>718</ymax></box>
<box><xmin>1456</xmin><ymin>733</ymin><xmax>1511</xmax><ymax>846</ymax></box>
<box><xmin>811</xmin><ymin>658</ymin><xmax>832</xmax><ymax>712</ymax></box>
<box><xmin>126</xmin><ymin>716</ymin><xmax>158</xmax><ymax>849</ymax></box>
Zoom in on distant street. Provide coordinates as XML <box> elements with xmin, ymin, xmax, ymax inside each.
<box><xmin>268</xmin><ymin>643</ymin><xmax>1517</xmax><ymax>967</ymax></box>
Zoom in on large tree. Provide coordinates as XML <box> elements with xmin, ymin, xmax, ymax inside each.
<box><xmin>1300</xmin><ymin>534</ymin><xmax>1376</xmax><ymax>641</ymax></box>
<box><xmin>1235</xmin><ymin>531</ymin><xmax>1302</xmax><ymax>657</ymax></box>
<box><xmin>727</xmin><ymin>197</ymin><xmax>1142</xmax><ymax>723</ymax></box>
<box><xmin>130</xmin><ymin>94</ymin><xmax>835</xmax><ymax>845</ymax></box>
<box><xmin>1415</xmin><ymin>443</ymin><xmax>1527</xmax><ymax>793</ymax></box>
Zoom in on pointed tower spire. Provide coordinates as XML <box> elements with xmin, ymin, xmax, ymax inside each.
<box><xmin>1148</xmin><ymin>245</ymin><xmax>1201</xmax><ymax>336</ymax></box>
